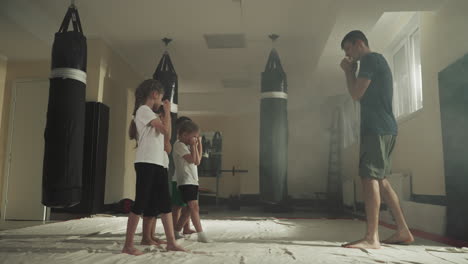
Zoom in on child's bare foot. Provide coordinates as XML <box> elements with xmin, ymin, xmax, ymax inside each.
<box><xmin>382</xmin><ymin>230</ymin><xmax>414</xmax><ymax>245</ymax></box>
<box><xmin>122</xmin><ymin>246</ymin><xmax>144</xmax><ymax>255</ymax></box>
<box><xmin>152</xmin><ymin>237</ymin><xmax>167</xmax><ymax>244</ymax></box>
<box><xmin>140</xmin><ymin>238</ymin><xmax>159</xmax><ymax>246</ymax></box>
<box><xmin>166</xmin><ymin>243</ymin><xmax>187</xmax><ymax>252</ymax></box>
<box><xmin>174</xmin><ymin>231</ymin><xmax>184</xmax><ymax>240</ymax></box>
<box><xmin>342</xmin><ymin>238</ymin><xmax>381</xmax><ymax>249</ymax></box>
<box><xmin>183</xmin><ymin>228</ymin><xmax>197</xmax><ymax>235</ymax></box>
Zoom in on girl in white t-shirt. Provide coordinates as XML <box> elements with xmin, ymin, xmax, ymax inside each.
<box><xmin>171</xmin><ymin>116</ymin><xmax>196</xmax><ymax>234</ymax></box>
<box><xmin>122</xmin><ymin>79</ymin><xmax>185</xmax><ymax>255</ymax></box>
<box><xmin>173</xmin><ymin>120</ymin><xmax>210</xmax><ymax>243</ymax></box>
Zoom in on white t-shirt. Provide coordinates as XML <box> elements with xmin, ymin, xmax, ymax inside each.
<box><xmin>173</xmin><ymin>140</ymin><xmax>199</xmax><ymax>186</ymax></box>
<box><xmin>171</xmin><ymin>171</ymin><xmax>177</xmax><ymax>182</ymax></box>
<box><xmin>163</xmin><ymin>152</ymin><xmax>169</xmax><ymax>169</ymax></box>
<box><xmin>134</xmin><ymin>105</ymin><xmax>166</xmax><ymax>167</ymax></box>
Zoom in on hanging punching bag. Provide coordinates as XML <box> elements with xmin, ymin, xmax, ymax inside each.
<box><xmin>42</xmin><ymin>5</ymin><xmax>86</xmax><ymax>208</ymax></box>
<box><xmin>259</xmin><ymin>45</ymin><xmax>288</xmax><ymax>205</ymax></box>
<box><xmin>153</xmin><ymin>39</ymin><xmax>178</xmax><ymax>177</ymax></box>
<box><xmin>200</xmin><ymin>136</ymin><xmax>210</xmax><ymax>176</ymax></box>
<box><xmin>211</xmin><ymin>132</ymin><xmax>222</xmax><ymax>177</ymax></box>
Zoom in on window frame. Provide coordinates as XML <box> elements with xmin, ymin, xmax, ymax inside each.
<box><xmin>384</xmin><ymin>14</ymin><xmax>423</xmax><ymax>123</ymax></box>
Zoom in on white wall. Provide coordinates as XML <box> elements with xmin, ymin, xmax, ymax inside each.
<box><xmin>0</xmin><ymin>55</ymin><xmax>7</xmax><ymax>210</ymax></box>
<box><xmin>123</xmin><ymin>88</ymin><xmax>137</xmax><ymax>199</ymax></box>
<box><xmin>0</xmin><ymin>55</ymin><xmax>7</xmax><ymax>125</ymax></box>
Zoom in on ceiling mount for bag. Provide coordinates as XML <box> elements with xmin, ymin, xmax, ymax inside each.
<box><xmin>269</xmin><ymin>34</ymin><xmax>279</xmax><ymax>42</ymax></box>
<box><xmin>162</xmin><ymin>37</ymin><xmax>172</xmax><ymax>47</ymax></box>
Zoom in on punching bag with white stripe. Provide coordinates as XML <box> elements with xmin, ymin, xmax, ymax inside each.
<box><xmin>42</xmin><ymin>5</ymin><xmax>86</xmax><ymax>208</ymax></box>
<box><xmin>260</xmin><ymin>48</ymin><xmax>288</xmax><ymax>204</ymax></box>
<box><xmin>153</xmin><ymin>46</ymin><xmax>178</xmax><ymax>176</ymax></box>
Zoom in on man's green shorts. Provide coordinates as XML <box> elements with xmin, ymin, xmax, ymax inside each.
<box><xmin>359</xmin><ymin>134</ymin><xmax>396</xmax><ymax>180</ymax></box>
<box><xmin>171</xmin><ymin>181</ymin><xmax>187</xmax><ymax>207</ymax></box>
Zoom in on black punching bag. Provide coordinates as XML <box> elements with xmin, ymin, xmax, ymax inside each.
<box><xmin>259</xmin><ymin>45</ymin><xmax>288</xmax><ymax>204</ymax></box>
<box><xmin>42</xmin><ymin>5</ymin><xmax>86</xmax><ymax>208</ymax></box>
<box><xmin>153</xmin><ymin>39</ymin><xmax>178</xmax><ymax>176</ymax></box>
<box><xmin>210</xmin><ymin>132</ymin><xmax>222</xmax><ymax>177</ymax></box>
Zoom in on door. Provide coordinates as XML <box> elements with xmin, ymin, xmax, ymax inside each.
<box><xmin>3</xmin><ymin>80</ymin><xmax>49</xmax><ymax>220</ymax></box>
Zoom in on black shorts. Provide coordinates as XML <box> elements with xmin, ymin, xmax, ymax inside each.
<box><xmin>178</xmin><ymin>185</ymin><xmax>199</xmax><ymax>203</ymax></box>
<box><xmin>131</xmin><ymin>163</ymin><xmax>171</xmax><ymax>216</ymax></box>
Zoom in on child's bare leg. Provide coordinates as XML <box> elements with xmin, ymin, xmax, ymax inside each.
<box><xmin>183</xmin><ymin>222</ymin><xmax>196</xmax><ymax>234</ymax></box>
<box><xmin>188</xmin><ymin>201</ymin><xmax>203</xmax><ymax>232</ymax></box>
<box><xmin>148</xmin><ymin>217</ymin><xmax>167</xmax><ymax>245</ymax></box>
<box><xmin>188</xmin><ymin>200</ymin><xmax>210</xmax><ymax>242</ymax></box>
<box><xmin>141</xmin><ymin>216</ymin><xmax>158</xmax><ymax>245</ymax></box>
<box><xmin>172</xmin><ymin>206</ymin><xmax>182</xmax><ymax>227</ymax></box>
<box><xmin>182</xmin><ymin>207</ymin><xmax>196</xmax><ymax>234</ymax></box>
<box><xmin>122</xmin><ymin>212</ymin><xmax>144</xmax><ymax>255</ymax></box>
<box><xmin>160</xmin><ymin>212</ymin><xmax>186</xmax><ymax>252</ymax></box>
<box><xmin>175</xmin><ymin>207</ymin><xmax>191</xmax><ymax>232</ymax></box>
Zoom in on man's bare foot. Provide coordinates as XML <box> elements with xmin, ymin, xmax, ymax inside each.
<box><xmin>183</xmin><ymin>228</ymin><xmax>197</xmax><ymax>235</ymax></box>
<box><xmin>342</xmin><ymin>238</ymin><xmax>381</xmax><ymax>249</ymax></box>
<box><xmin>152</xmin><ymin>237</ymin><xmax>167</xmax><ymax>244</ymax></box>
<box><xmin>166</xmin><ymin>243</ymin><xmax>187</xmax><ymax>252</ymax></box>
<box><xmin>122</xmin><ymin>246</ymin><xmax>144</xmax><ymax>255</ymax></box>
<box><xmin>382</xmin><ymin>230</ymin><xmax>414</xmax><ymax>245</ymax></box>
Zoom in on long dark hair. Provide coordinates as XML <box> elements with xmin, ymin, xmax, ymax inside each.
<box><xmin>175</xmin><ymin>116</ymin><xmax>192</xmax><ymax>131</ymax></box>
<box><xmin>129</xmin><ymin>79</ymin><xmax>164</xmax><ymax>142</ymax></box>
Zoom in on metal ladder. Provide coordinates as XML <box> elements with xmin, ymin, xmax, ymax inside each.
<box><xmin>327</xmin><ymin>108</ymin><xmax>343</xmax><ymax>208</ymax></box>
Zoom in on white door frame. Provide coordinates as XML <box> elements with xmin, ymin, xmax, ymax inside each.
<box><xmin>1</xmin><ymin>79</ymin><xmax>50</xmax><ymax>221</ymax></box>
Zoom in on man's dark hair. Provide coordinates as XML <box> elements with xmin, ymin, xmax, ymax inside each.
<box><xmin>341</xmin><ymin>30</ymin><xmax>369</xmax><ymax>49</ymax></box>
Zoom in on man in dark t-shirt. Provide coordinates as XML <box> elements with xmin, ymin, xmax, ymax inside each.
<box><xmin>340</xmin><ymin>30</ymin><xmax>414</xmax><ymax>249</ymax></box>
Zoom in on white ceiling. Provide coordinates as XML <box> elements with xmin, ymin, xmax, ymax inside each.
<box><xmin>0</xmin><ymin>15</ymin><xmax>50</xmax><ymax>61</ymax></box>
<box><xmin>0</xmin><ymin>0</ymin><xmax>448</xmax><ymax>114</ymax></box>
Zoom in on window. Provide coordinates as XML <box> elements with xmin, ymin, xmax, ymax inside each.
<box><xmin>388</xmin><ymin>16</ymin><xmax>423</xmax><ymax>120</ymax></box>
